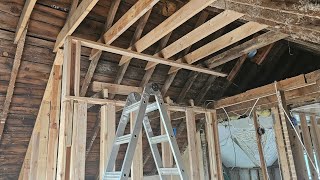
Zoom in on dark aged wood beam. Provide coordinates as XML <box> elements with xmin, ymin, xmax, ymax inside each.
<box><xmin>0</xmin><ymin>27</ymin><xmax>27</xmax><ymax>141</ymax></box>
<box><xmin>14</xmin><ymin>0</ymin><xmax>36</xmax><ymax>43</ymax></box>
<box><xmin>194</xmin><ymin>68</ymin><xmax>222</xmax><ymax>106</ymax></box>
<box><xmin>210</xmin><ymin>0</ymin><xmax>320</xmax><ymax>45</ymax></box>
<box><xmin>53</xmin><ymin>0</ymin><xmax>100</xmax><ymax>51</ymax></box>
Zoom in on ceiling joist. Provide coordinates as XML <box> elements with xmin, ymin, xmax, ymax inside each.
<box><xmin>75</xmin><ymin>36</ymin><xmax>227</xmax><ymax>76</ymax></box>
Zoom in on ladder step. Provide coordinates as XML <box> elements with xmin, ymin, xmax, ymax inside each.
<box><xmin>150</xmin><ymin>135</ymin><xmax>168</xmax><ymax>144</ymax></box>
<box><xmin>103</xmin><ymin>171</ymin><xmax>121</xmax><ymax>180</ymax></box>
<box><xmin>115</xmin><ymin>134</ymin><xmax>132</xmax><ymax>145</ymax></box>
<box><xmin>159</xmin><ymin>168</ymin><xmax>180</xmax><ymax>175</ymax></box>
<box><xmin>123</xmin><ymin>102</ymin><xmax>158</xmax><ymax>114</ymax></box>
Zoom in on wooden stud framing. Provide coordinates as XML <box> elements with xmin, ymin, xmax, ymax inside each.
<box><xmin>19</xmin><ymin>51</ymin><xmax>64</xmax><ymax>180</ymax></box>
<box><xmin>300</xmin><ymin>113</ymin><xmax>317</xmax><ymax>179</ymax></box>
<box><xmin>29</xmin><ymin>132</ymin><xmax>40</xmax><ymax>179</ymax></box>
<box><xmin>310</xmin><ymin>116</ymin><xmax>320</xmax><ymax>168</ymax></box>
<box><xmin>130</xmin><ymin>111</ymin><xmax>143</xmax><ymax>180</ymax></box>
<box><xmin>186</xmin><ymin>109</ymin><xmax>200</xmax><ymax>180</ymax></box>
<box><xmin>69</xmin><ymin>101</ymin><xmax>87</xmax><ymax>180</ymax></box>
<box><xmin>292</xmin><ymin>125</ymin><xmax>309</xmax><ymax>180</ymax></box>
<box><xmin>211</xmin><ymin>110</ymin><xmax>223</xmax><ymax>180</ymax></box>
<box><xmin>272</xmin><ymin>107</ymin><xmax>291</xmax><ymax>179</ymax></box>
<box><xmin>74</xmin><ymin>40</ymin><xmax>81</xmax><ymax>96</ymax></box>
<box><xmin>56</xmin><ymin>37</ymin><xmax>72</xmax><ymax>180</ymax></box>
<box><xmin>205</xmin><ymin>112</ymin><xmax>218</xmax><ymax>179</ymax></box>
<box><xmin>252</xmin><ymin>111</ymin><xmax>268</xmax><ymax>180</ymax></box>
<box><xmin>46</xmin><ymin>65</ymin><xmax>62</xmax><ymax>180</ymax></box>
<box><xmin>99</xmin><ymin>104</ymin><xmax>116</xmax><ymax>180</ymax></box>
<box><xmin>276</xmin><ymin>90</ymin><xmax>297</xmax><ymax>179</ymax></box>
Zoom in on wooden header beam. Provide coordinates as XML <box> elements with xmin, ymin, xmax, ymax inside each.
<box><xmin>64</xmin><ymin>96</ymin><xmax>216</xmax><ymax>114</ymax></box>
<box><xmin>91</xmin><ymin>81</ymin><xmax>143</xmax><ymax>95</ymax></box>
<box><xmin>72</xmin><ymin>36</ymin><xmax>227</xmax><ymax>77</ymax></box>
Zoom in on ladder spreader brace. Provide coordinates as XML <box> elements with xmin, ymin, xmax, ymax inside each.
<box><xmin>103</xmin><ymin>83</ymin><xmax>188</xmax><ymax>180</ymax></box>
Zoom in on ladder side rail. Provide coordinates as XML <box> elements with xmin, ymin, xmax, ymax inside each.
<box><xmin>154</xmin><ymin>90</ymin><xmax>188</xmax><ymax>180</ymax></box>
<box><xmin>105</xmin><ymin>94</ymin><xmax>139</xmax><ymax>175</ymax></box>
<box><xmin>143</xmin><ymin>116</ymin><xmax>166</xmax><ymax>180</ymax></box>
<box><xmin>119</xmin><ymin>92</ymin><xmax>151</xmax><ymax>179</ymax></box>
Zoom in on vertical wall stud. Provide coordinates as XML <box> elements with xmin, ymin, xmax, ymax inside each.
<box><xmin>100</xmin><ymin>104</ymin><xmax>116</xmax><ymax>180</ymax></box>
<box><xmin>186</xmin><ymin>108</ymin><xmax>200</xmax><ymax>180</ymax></box>
<box><xmin>70</xmin><ymin>102</ymin><xmax>87</xmax><ymax>180</ymax></box>
<box><xmin>253</xmin><ymin>111</ymin><xmax>268</xmax><ymax>180</ymax></box>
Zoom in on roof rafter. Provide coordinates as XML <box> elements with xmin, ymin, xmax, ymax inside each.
<box><xmin>168</xmin><ymin>21</ymin><xmax>268</xmax><ymax>74</ymax></box>
<box><xmin>205</xmin><ymin>31</ymin><xmax>288</xmax><ymax>69</ymax></box>
<box><xmin>108</xmin><ymin>10</ymin><xmax>153</xmax><ymax>99</ymax></box>
<box><xmin>53</xmin><ymin>0</ymin><xmax>100</xmax><ymax>51</ymax></box>
<box><xmin>80</xmin><ymin>0</ymin><xmax>158</xmax><ymax>96</ymax></box>
<box><xmin>174</xmin><ymin>27</ymin><xmax>226</xmax><ymax>103</ymax></box>
<box><xmin>144</xmin><ymin>10</ymin><xmax>244</xmax><ymax>70</ymax></box>
<box><xmin>160</xmin><ymin>11</ymin><xmax>212</xmax><ymax>95</ymax></box>
<box><xmin>0</xmin><ymin>27</ymin><xmax>28</xmax><ymax>141</ymax></box>
<box><xmin>14</xmin><ymin>0</ymin><xmax>36</xmax><ymax>43</ymax></box>
<box><xmin>118</xmin><ymin>0</ymin><xmax>220</xmax><ymax>66</ymax></box>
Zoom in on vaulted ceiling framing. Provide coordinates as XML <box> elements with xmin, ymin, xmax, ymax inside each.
<box><xmin>1</xmin><ymin>0</ymin><xmax>320</xmax><ymax>179</ymax></box>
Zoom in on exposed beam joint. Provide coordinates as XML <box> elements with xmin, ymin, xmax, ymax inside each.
<box><xmin>53</xmin><ymin>0</ymin><xmax>100</xmax><ymax>51</ymax></box>
<box><xmin>14</xmin><ymin>0</ymin><xmax>36</xmax><ymax>43</ymax></box>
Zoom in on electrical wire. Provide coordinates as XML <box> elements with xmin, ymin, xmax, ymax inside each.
<box><xmin>222</xmin><ymin>107</ymin><xmax>237</xmax><ymax>170</ymax></box>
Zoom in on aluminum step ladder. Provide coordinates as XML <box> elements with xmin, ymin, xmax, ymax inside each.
<box><xmin>103</xmin><ymin>83</ymin><xmax>188</xmax><ymax>180</ymax></box>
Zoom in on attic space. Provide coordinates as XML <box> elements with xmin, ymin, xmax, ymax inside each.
<box><xmin>0</xmin><ymin>0</ymin><xmax>320</xmax><ymax>179</ymax></box>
